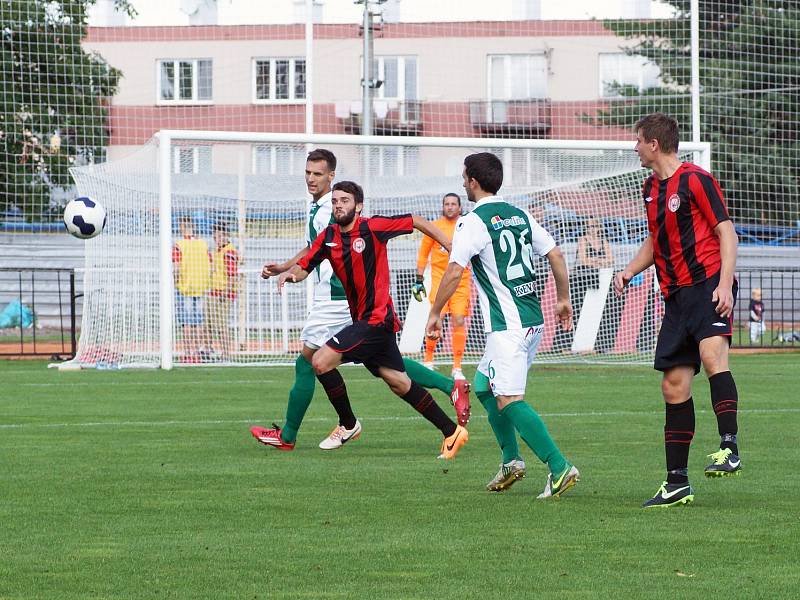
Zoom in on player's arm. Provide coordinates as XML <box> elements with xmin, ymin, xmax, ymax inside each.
<box><xmin>277</xmin><ymin>229</ymin><xmax>328</xmax><ymax>290</ymax></box>
<box><xmin>613</xmin><ymin>236</ymin><xmax>654</xmax><ymax>296</ymax></box>
<box><xmin>412</xmin><ymin>215</ymin><xmax>450</xmax><ymax>253</ymax></box>
<box><xmin>262</xmin><ymin>246</ymin><xmax>309</xmax><ymax>279</ymax></box>
<box><xmin>277</xmin><ymin>264</ymin><xmax>310</xmax><ymax>291</ymax></box>
<box><xmin>712</xmin><ymin>219</ymin><xmax>738</xmax><ymax>318</ymax></box>
<box><xmin>546</xmin><ymin>246</ymin><xmax>573</xmax><ymax>331</ymax></box>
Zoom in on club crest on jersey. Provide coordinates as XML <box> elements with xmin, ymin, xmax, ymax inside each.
<box><xmin>490</xmin><ymin>215</ymin><xmax>526</xmax><ymax>230</ymax></box>
<box><xmin>668</xmin><ymin>194</ymin><xmax>682</xmax><ymax>212</ymax></box>
<box><xmin>352</xmin><ymin>237</ymin><xmax>366</xmax><ymax>253</ymax></box>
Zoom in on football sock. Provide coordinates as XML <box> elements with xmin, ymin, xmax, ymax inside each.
<box><xmin>316</xmin><ymin>369</ymin><xmax>357</xmax><ymax>430</ymax></box>
<box><xmin>709</xmin><ymin>371</ymin><xmax>739</xmax><ymax>454</ymax></box>
<box><xmin>424</xmin><ymin>337</ymin><xmax>437</xmax><ymax>363</ymax></box>
<box><xmin>403</xmin><ymin>357</ymin><xmax>453</xmax><ymax>396</ymax></box>
<box><xmin>451</xmin><ymin>324</ymin><xmax>466</xmax><ymax>370</ymax></box>
<box><xmin>401</xmin><ymin>381</ymin><xmax>457</xmax><ymax>437</ymax></box>
<box><xmin>474</xmin><ymin>371</ymin><xmax>519</xmax><ymax>464</ymax></box>
<box><xmin>500</xmin><ymin>400</ymin><xmax>567</xmax><ymax>476</ymax></box>
<box><xmin>665</xmin><ymin>398</ymin><xmax>694</xmax><ymax>484</ymax></box>
<box><xmin>280</xmin><ymin>354</ymin><xmax>316</xmax><ymax>443</ymax></box>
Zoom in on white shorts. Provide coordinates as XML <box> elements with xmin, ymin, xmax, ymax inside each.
<box><xmin>477</xmin><ymin>325</ymin><xmax>544</xmax><ymax>396</ymax></box>
<box><xmin>300</xmin><ymin>300</ymin><xmax>352</xmax><ymax>350</ymax></box>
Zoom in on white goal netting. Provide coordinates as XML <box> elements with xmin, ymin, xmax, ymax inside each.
<box><xmin>68</xmin><ymin>134</ymin><xmax>705</xmax><ymax>368</ymax></box>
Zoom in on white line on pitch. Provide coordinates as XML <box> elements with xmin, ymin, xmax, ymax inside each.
<box><xmin>1</xmin><ymin>407</ymin><xmax>798</xmax><ymax>430</ymax></box>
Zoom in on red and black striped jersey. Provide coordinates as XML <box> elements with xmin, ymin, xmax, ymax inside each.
<box><xmin>643</xmin><ymin>162</ymin><xmax>730</xmax><ymax>298</ymax></box>
<box><xmin>297</xmin><ymin>214</ymin><xmax>414</xmax><ymax>330</ymax></box>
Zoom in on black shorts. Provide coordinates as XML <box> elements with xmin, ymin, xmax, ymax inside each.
<box><xmin>326</xmin><ymin>320</ymin><xmax>405</xmax><ymax>377</ymax></box>
<box><xmin>654</xmin><ymin>271</ymin><xmax>738</xmax><ymax>374</ymax></box>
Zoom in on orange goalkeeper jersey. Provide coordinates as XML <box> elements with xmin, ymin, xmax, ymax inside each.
<box><xmin>416</xmin><ymin>217</ymin><xmax>471</xmax><ymax>287</ymax></box>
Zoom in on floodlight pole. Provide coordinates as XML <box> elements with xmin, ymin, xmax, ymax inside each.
<box><xmin>690</xmin><ymin>0</ymin><xmax>701</xmax><ymax>162</ymax></box>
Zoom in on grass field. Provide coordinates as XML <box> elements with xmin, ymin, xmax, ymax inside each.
<box><xmin>2</xmin><ymin>354</ymin><xmax>799</xmax><ymax>599</ymax></box>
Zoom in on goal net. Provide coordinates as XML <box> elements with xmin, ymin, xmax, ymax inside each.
<box><xmin>68</xmin><ymin>132</ymin><xmax>708</xmax><ymax>369</ymax></box>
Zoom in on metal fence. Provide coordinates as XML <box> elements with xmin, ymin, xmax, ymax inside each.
<box><xmin>733</xmin><ymin>267</ymin><xmax>799</xmax><ymax>349</ymax></box>
<box><xmin>0</xmin><ymin>268</ymin><xmax>77</xmax><ymax>359</ymax></box>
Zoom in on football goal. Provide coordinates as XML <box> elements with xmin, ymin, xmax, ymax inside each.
<box><xmin>67</xmin><ymin>131</ymin><xmax>710</xmax><ymax>369</ymax></box>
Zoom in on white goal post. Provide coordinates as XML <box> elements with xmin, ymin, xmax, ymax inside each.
<box><xmin>69</xmin><ymin>131</ymin><xmax>710</xmax><ymax>370</ymax></box>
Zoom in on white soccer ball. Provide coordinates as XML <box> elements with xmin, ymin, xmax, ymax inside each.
<box><xmin>63</xmin><ymin>197</ymin><xmax>107</xmax><ymax>239</ymax></box>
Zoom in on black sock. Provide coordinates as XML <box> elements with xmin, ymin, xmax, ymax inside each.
<box><xmin>665</xmin><ymin>398</ymin><xmax>695</xmax><ymax>484</ymax></box>
<box><xmin>316</xmin><ymin>369</ymin><xmax>357</xmax><ymax>430</ymax></box>
<box><xmin>709</xmin><ymin>371</ymin><xmax>739</xmax><ymax>454</ymax></box>
<box><xmin>401</xmin><ymin>382</ymin><xmax>457</xmax><ymax>437</ymax></box>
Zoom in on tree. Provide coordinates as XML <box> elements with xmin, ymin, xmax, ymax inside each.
<box><xmin>597</xmin><ymin>0</ymin><xmax>800</xmax><ymax>225</ymax></box>
<box><xmin>0</xmin><ymin>0</ymin><xmax>134</xmax><ymax>222</ymax></box>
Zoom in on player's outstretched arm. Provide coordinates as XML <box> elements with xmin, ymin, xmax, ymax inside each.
<box><xmin>277</xmin><ymin>264</ymin><xmax>309</xmax><ymax>292</ymax></box>
<box><xmin>262</xmin><ymin>246</ymin><xmax>310</xmax><ymax>279</ymax></box>
<box><xmin>546</xmin><ymin>246</ymin><xmax>573</xmax><ymax>331</ymax></box>
<box><xmin>613</xmin><ymin>237</ymin><xmax>654</xmax><ymax>296</ymax></box>
<box><xmin>412</xmin><ymin>215</ymin><xmax>450</xmax><ymax>253</ymax></box>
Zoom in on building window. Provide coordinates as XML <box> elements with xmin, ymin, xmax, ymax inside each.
<box><xmin>489</xmin><ymin>54</ymin><xmax>548</xmax><ymax>100</ymax></box>
<box><xmin>158</xmin><ymin>59</ymin><xmax>212</xmax><ymax>103</ymax></box>
<box><xmin>368</xmin><ymin>146</ymin><xmax>419</xmax><ymax>177</ymax></box>
<box><xmin>173</xmin><ymin>146</ymin><xmax>212</xmax><ymax>174</ymax></box>
<box><xmin>372</xmin><ymin>56</ymin><xmax>417</xmax><ymax>101</ymax></box>
<box><xmin>252</xmin><ymin>145</ymin><xmax>305</xmax><ymax>175</ymax></box>
<box><xmin>598</xmin><ymin>53</ymin><xmax>660</xmax><ymax>98</ymax></box>
<box><xmin>253</xmin><ymin>58</ymin><xmax>306</xmax><ymax>102</ymax></box>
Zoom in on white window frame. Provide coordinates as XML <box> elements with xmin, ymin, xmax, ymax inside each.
<box><xmin>598</xmin><ymin>52</ymin><xmax>660</xmax><ymax>98</ymax></box>
<box><xmin>487</xmin><ymin>54</ymin><xmax>548</xmax><ymax>102</ymax></box>
<box><xmin>251</xmin><ymin>145</ymin><xmax>305</xmax><ymax>175</ymax></box>
<box><xmin>251</xmin><ymin>58</ymin><xmax>306</xmax><ymax>104</ymax></box>
<box><xmin>172</xmin><ymin>146</ymin><xmax>211</xmax><ymax>174</ymax></box>
<box><xmin>373</xmin><ymin>55</ymin><xmax>418</xmax><ymax>102</ymax></box>
<box><xmin>157</xmin><ymin>59</ymin><xmax>213</xmax><ymax>105</ymax></box>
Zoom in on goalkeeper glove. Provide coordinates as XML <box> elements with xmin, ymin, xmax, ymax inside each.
<box><xmin>411</xmin><ymin>274</ymin><xmax>426</xmax><ymax>302</ymax></box>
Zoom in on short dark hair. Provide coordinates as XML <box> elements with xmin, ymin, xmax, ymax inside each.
<box><xmin>332</xmin><ymin>180</ymin><xmax>364</xmax><ymax>205</ymax></box>
<box><xmin>307</xmin><ymin>148</ymin><xmax>337</xmax><ymax>171</ymax></box>
<box><xmin>635</xmin><ymin>113</ymin><xmax>680</xmax><ymax>154</ymax></box>
<box><xmin>464</xmin><ymin>152</ymin><xmax>503</xmax><ymax>195</ymax></box>
<box><xmin>443</xmin><ymin>193</ymin><xmax>461</xmax><ymax>207</ymax></box>
<box><xmin>178</xmin><ymin>215</ymin><xmax>194</xmax><ymax>226</ymax></box>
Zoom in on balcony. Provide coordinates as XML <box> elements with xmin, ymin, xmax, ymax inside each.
<box><xmin>336</xmin><ymin>100</ymin><xmax>423</xmax><ymax>135</ymax></box>
<box><xmin>469</xmin><ymin>99</ymin><xmax>552</xmax><ymax>137</ymax></box>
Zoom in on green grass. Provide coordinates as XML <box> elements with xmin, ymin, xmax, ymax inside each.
<box><xmin>2</xmin><ymin>354</ymin><xmax>799</xmax><ymax>599</ymax></box>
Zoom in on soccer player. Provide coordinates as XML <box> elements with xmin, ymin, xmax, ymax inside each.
<box><xmin>251</xmin><ymin>151</ymin><xmax>469</xmax><ymax>451</ymax></box>
<box><xmin>172</xmin><ymin>215</ymin><xmax>209</xmax><ymax>364</ymax></box>
<box><xmin>414</xmin><ymin>193</ymin><xmax>472</xmax><ymax>379</ymax></box>
<box><xmin>426</xmin><ymin>152</ymin><xmax>580</xmax><ymax>497</ymax></box>
<box><xmin>278</xmin><ymin>180</ymin><xmax>468</xmax><ymax>459</ymax></box>
<box><xmin>614</xmin><ymin>112</ymin><xmax>742</xmax><ymax>508</ymax></box>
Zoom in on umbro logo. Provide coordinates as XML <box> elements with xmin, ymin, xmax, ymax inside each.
<box><xmin>332</xmin><ymin>336</ymin><xmax>340</xmax><ymax>344</ymax></box>
<box><xmin>325</xmin><ymin>242</ymin><xmax>338</xmax><ymax>247</ymax></box>
<box><xmin>712</xmin><ymin>322</ymin><xmax>728</xmax><ymax>327</ymax></box>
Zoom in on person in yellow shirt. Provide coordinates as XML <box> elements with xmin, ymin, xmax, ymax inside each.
<box><xmin>414</xmin><ymin>193</ymin><xmax>472</xmax><ymax>379</ymax></box>
<box><xmin>172</xmin><ymin>215</ymin><xmax>210</xmax><ymax>363</ymax></box>
<box><xmin>207</xmin><ymin>222</ymin><xmax>240</xmax><ymax>360</ymax></box>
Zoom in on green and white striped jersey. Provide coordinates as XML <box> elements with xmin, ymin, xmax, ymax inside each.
<box><xmin>450</xmin><ymin>196</ymin><xmax>555</xmax><ymax>332</ymax></box>
<box><xmin>306</xmin><ymin>191</ymin><xmax>346</xmax><ymax>302</ymax></box>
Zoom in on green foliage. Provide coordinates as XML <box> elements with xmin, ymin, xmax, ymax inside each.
<box><xmin>598</xmin><ymin>1</ymin><xmax>800</xmax><ymax>224</ymax></box>
<box><xmin>0</xmin><ymin>0</ymin><xmax>133</xmax><ymax>221</ymax></box>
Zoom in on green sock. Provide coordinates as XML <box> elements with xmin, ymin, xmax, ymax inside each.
<box><xmin>475</xmin><ymin>379</ymin><xmax>520</xmax><ymax>464</ymax></box>
<box><xmin>403</xmin><ymin>357</ymin><xmax>453</xmax><ymax>396</ymax></box>
<box><xmin>281</xmin><ymin>354</ymin><xmax>316</xmax><ymax>443</ymax></box>
<box><xmin>500</xmin><ymin>400</ymin><xmax>567</xmax><ymax>475</ymax></box>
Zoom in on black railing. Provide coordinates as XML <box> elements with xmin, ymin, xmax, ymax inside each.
<box><xmin>0</xmin><ymin>268</ymin><xmax>78</xmax><ymax>359</ymax></box>
<box><xmin>733</xmin><ymin>267</ymin><xmax>799</xmax><ymax>349</ymax></box>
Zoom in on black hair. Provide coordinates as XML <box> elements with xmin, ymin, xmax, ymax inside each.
<box><xmin>307</xmin><ymin>148</ymin><xmax>337</xmax><ymax>171</ymax></box>
<box><xmin>464</xmin><ymin>152</ymin><xmax>503</xmax><ymax>195</ymax></box>
<box><xmin>332</xmin><ymin>180</ymin><xmax>364</xmax><ymax>205</ymax></box>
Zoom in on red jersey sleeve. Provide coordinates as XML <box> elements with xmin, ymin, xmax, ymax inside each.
<box><xmin>368</xmin><ymin>214</ymin><xmax>414</xmax><ymax>242</ymax></box>
<box><xmin>689</xmin><ymin>170</ymin><xmax>730</xmax><ymax>227</ymax></box>
<box><xmin>297</xmin><ymin>227</ymin><xmax>329</xmax><ymax>272</ymax></box>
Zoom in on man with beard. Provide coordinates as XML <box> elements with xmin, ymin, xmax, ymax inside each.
<box><xmin>277</xmin><ymin>181</ymin><xmax>468</xmax><ymax>459</ymax></box>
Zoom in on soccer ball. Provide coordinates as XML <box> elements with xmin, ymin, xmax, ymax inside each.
<box><xmin>63</xmin><ymin>197</ymin><xmax>107</xmax><ymax>239</ymax></box>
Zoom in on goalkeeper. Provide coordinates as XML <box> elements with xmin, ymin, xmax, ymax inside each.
<box><xmin>414</xmin><ymin>193</ymin><xmax>472</xmax><ymax>379</ymax></box>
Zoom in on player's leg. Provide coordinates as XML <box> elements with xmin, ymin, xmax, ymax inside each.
<box><xmin>473</xmin><ymin>368</ymin><xmax>524</xmax><ymax>491</ymax></box>
<box><xmin>643</xmin><ymin>296</ymin><xmax>698</xmax><ymax>508</ymax></box>
<box><xmin>448</xmin><ymin>285</ymin><xmax>471</xmax><ymax>379</ymax></box>
<box><xmin>423</xmin><ymin>280</ymin><xmax>440</xmax><ymax>368</ymax></box>
<box><xmin>403</xmin><ymin>357</ymin><xmax>470</xmax><ymax>426</ymax></box>
<box><xmin>312</xmin><ymin>341</ymin><xmax>362</xmax><ymax>449</ymax></box>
